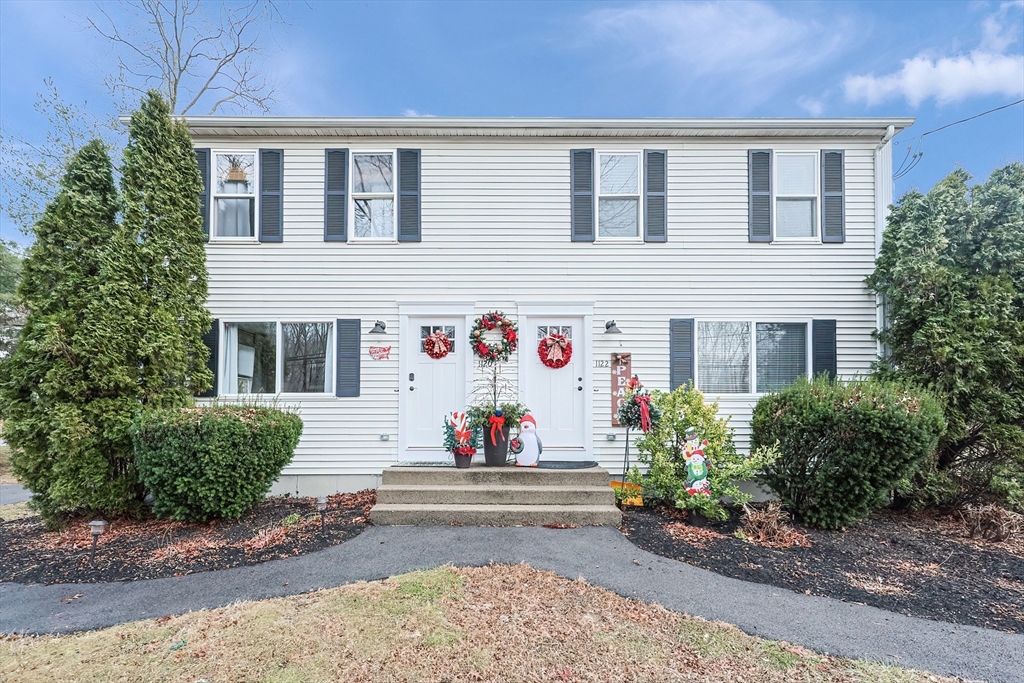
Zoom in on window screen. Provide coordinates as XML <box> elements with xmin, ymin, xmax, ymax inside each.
<box><xmin>756</xmin><ymin>323</ymin><xmax>807</xmax><ymax>392</ymax></box>
<box><xmin>698</xmin><ymin>321</ymin><xmax>750</xmax><ymax>393</ymax></box>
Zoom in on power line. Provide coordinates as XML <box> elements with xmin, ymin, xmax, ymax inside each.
<box><xmin>893</xmin><ymin>98</ymin><xmax>1024</xmax><ymax>180</ymax></box>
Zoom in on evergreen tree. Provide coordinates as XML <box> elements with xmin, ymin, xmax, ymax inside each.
<box><xmin>1</xmin><ymin>92</ymin><xmax>212</xmax><ymax>525</ymax></box>
<box><xmin>868</xmin><ymin>163</ymin><xmax>1024</xmax><ymax>511</ymax></box>
<box><xmin>0</xmin><ymin>140</ymin><xmax>134</xmax><ymax>521</ymax></box>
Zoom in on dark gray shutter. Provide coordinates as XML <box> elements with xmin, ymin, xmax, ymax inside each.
<box><xmin>644</xmin><ymin>149</ymin><xmax>667</xmax><ymax>243</ymax></box>
<box><xmin>821</xmin><ymin>150</ymin><xmax>845</xmax><ymax>243</ymax></box>
<box><xmin>570</xmin><ymin>149</ymin><xmax>595</xmax><ymax>242</ymax></box>
<box><xmin>195</xmin><ymin>148</ymin><xmax>211</xmax><ymax>241</ymax></box>
<box><xmin>397</xmin><ymin>148</ymin><xmax>421</xmax><ymax>242</ymax></box>
<box><xmin>812</xmin><ymin>319</ymin><xmax>837</xmax><ymax>380</ymax></box>
<box><xmin>259</xmin><ymin>148</ymin><xmax>283</xmax><ymax>242</ymax></box>
<box><xmin>197</xmin><ymin>319</ymin><xmax>218</xmax><ymax>397</ymax></box>
<box><xmin>324</xmin><ymin>149</ymin><xmax>348</xmax><ymax>242</ymax></box>
<box><xmin>336</xmin><ymin>318</ymin><xmax>361</xmax><ymax>397</ymax></box>
<box><xmin>749</xmin><ymin>149</ymin><xmax>772</xmax><ymax>242</ymax></box>
<box><xmin>669</xmin><ymin>318</ymin><xmax>695</xmax><ymax>390</ymax></box>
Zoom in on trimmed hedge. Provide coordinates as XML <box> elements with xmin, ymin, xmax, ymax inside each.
<box><xmin>751</xmin><ymin>376</ymin><xmax>944</xmax><ymax>529</ymax></box>
<box><xmin>132</xmin><ymin>405</ymin><xmax>303</xmax><ymax>521</ymax></box>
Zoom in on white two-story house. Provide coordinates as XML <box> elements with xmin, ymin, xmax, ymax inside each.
<box><xmin>187</xmin><ymin>116</ymin><xmax>911</xmax><ymax>496</ymax></box>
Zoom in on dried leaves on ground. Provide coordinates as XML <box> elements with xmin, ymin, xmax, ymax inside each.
<box><xmin>623</xmin><ymin>506</ymin><xmax>1024</xmax><ymax>634</ymax></box>
<box><xmin>0</xmin><ymin>564</ymin><xmax>958</xmax><ymax>683</ymax></box>
<box><xmin>0</xmin><ymin>490</ymin><xmax>375</xmax><ymax>584</ymax></box>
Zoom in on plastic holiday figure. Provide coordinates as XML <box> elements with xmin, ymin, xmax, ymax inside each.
<box><xmin>516</xmin><ymin>414</ymin><xmax>543</xmax><ymax>467</ymax></box>
<box><xmin>683</xmin><ymin>427</ymin><xmax>711</xmax><ymax>496</ymax></box>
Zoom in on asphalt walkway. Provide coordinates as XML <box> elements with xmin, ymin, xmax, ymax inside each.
<box><xmin>1</xmin><ymin>525</ymin><xmax>1020</xmax><ymax>683</ymax></box>
<box><xmin>0</xmin><ymin>484</ymin><xmax>31</xmax><ymax>506</ymax></box>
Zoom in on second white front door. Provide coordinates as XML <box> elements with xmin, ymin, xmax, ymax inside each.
<box><xmin>402</xmin><ymin>318</ymin><xmax>467</xmax><ymax>460</ymax></box>
<box><xmin>523</xmin><ymin>317</ymin><xmax>587</xmax><ymax>457</ymax></box>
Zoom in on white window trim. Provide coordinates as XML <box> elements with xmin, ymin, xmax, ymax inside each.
<box><xmin>349</xmin><ymin>150</ymin><xmax>398</xmax><ymax>243</ymax></box>
<box><xmin>772</xmin><ymin>151</ymin><xmax>821</xmax><ymax>243</ymax></box>
<box><xmin>694</xmin><ymin>318</ymin><xmax>813</xmax><ymax>396</ymax></box>
<box><xmin>210</xmin><ymin>150</ymin><xmax>260</xmax><ymax>243</ymax></box>
<box><xmin>595</xmin><ymin>151</ymin><xmax>644</xmax><ymax>243</ymax></box>
<box><xmin>219</xmin><ymin>319</ymin><xmax>336</xmax><ymax>397</ymax></box>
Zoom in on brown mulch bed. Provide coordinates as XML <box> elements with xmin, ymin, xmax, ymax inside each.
<box><xmin>622</xmin><ymin>505</ymin><xmax>1024</xmax><ymax>634</ymax></box>
<box><xmin>0</xmin><ymin>490</ymin><xmax>375</xmax><ymax>585</ymax></box>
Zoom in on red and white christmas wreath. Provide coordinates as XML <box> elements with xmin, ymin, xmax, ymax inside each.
<box><xmin>424</xmin><ymin>331</ymin><xmax>452</xmax><ymax>359</ymax></box>
<box><xmin>538</xmin><ymin>333</ymin><xmax>572</xmax><ymax>369</ymax></box>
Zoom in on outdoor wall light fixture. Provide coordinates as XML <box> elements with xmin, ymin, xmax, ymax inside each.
<box><xmin>605</xmin><ymin>433</ymin><xmax>617</xmax><ymax>441</ymax></box>
<box><xmin>369</xmin><ymin>320</ymin><xmax>387</xmax><ymax>334</ymax></box>
<box><xmin>316</xmin><ymin>496</ymin><xmax>328</xmax><ymax>532</ymax></box>
<box><xmin>604</xmin><ymin>320</ymin><xmax>621</xmax><ymax>334</ymax></box>
<box><xmin>88</xmin><ymin>520</ymin><xmax>108</xmax><ymax>564</ymax></box>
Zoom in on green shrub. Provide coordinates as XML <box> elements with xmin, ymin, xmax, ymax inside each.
<box><xmin>752</xmin><ymin>376</ymin><xmax>945</xmax><ymax>529</ymax></box>
<box><xmin>131</xmin><ymin>405</ymin><xmax>302</xmax><ymax>521</ymax></box>
<box><xmin>627</xmin><ymin>384</ymin><xmax>778</xmax><ymax>520</ymax></box>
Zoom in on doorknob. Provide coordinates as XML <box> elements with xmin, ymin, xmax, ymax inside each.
<box><xmin>577</xmin><ymin>386</ymin><xmax>583</xmax><ymax>391</ymax></box>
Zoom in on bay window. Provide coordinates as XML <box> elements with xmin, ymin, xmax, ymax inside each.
<box><xmin>224</xmin><ymin>321</ymin><xmax>334</xmax><ymax>394</ymax></box>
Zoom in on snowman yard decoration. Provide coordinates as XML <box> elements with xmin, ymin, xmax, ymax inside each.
<box><xmin>683</xmin><ymin>427</ymin><xmax>711</xmax><ymax>496</ymax></box>
<box><xmin>516</xmin><ymin>414</ymin><xmax>543</xmax><ymax>467</ymax></box>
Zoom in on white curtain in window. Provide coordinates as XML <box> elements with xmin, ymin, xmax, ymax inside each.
<box><xmin>698</xmin><ymin>321</ymin><xmax>750</xmax><ymax>393</ymax></box>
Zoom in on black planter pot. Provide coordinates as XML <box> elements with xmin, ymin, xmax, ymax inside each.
<box><xmin>483</xmin><ymin>425</ymin><xmax>511</xmax><ymax>466</ymax></box>
<box><xmin>454</xmin><ymin>453</ymin><xmax>473</xmax><ymax>469</ymax></box>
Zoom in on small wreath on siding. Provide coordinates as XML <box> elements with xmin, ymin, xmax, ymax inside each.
<box><xmin>470</xmin><ymin>311</ymin><xmax>518</xmax><ymax>364</ymax></box>
<box><xmin>538</xmin><ymin>333</ymin><xmax>572</xmax><ymax>369</ymax></box>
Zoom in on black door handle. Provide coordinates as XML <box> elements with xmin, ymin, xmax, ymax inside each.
<box><xmin>577</xmin><ymin>386</ymin><xmax>583</xmax><ymax>391</ymax></box>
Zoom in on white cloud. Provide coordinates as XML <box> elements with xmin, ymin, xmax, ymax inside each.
<box><xmin>402</xmin><ymin>109</ymin><xmax>436</xmax><ymax>117</ymax></box>
<box><xmin>844</xmin><ymin>2</ymin><xmax>1024</xmax><ymax>106</ymax></box>
<box><xmin>797</xmin><ymin>96</ymin><xmax>825</xmax><ymax>116</ymax></box>
<box><xmin>581</xmin><ymin>1</ymin><xmax>852</xmax><ymax>107</ymax></box>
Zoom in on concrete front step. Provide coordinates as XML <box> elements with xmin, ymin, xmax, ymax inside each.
<box><xmin>377</xmin><ymin>484</ymin><xmax>615</xmax><ymax>506</ymax></box>
<box><xmin>370</xmin><ymin>503</ymin><xmax>622</xmax><ymax>527</ymax></box>
<box><xmin>381</xmin><ymin>463</ymin><xmax>611</xmax><ymax>488</ymax></box>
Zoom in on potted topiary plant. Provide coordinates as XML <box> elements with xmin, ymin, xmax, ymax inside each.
<box><xmin>467</xmin><ymin>401</ymin><xmax>530</xmax><ymax>466</ymax></box>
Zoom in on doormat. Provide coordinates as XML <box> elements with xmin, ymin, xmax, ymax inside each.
<box><xmin>537</xmin><ymin>461</ymin><xmax>599</xmax><ymax>469</ymax></box>
<box><xmin>392</xmin><ymin>461</ymin><xmax>455</xmax><ymax>467</ymax></box>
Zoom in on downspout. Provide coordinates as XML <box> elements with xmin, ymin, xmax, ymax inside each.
<box><xmin>874</xmin><ymin>124</ymin><xmax>895</xmax><ymax>360</ymax></box>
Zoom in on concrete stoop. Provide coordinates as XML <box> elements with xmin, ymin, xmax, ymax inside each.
<box><xmin>370</xmin><ymin>463</ymin><xmax>622</xmax><ymax>526</ymax></box>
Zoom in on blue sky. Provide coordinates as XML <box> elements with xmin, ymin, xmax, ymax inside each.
<box><xmin>2</xmin><ymin>0</ymin><xmax>1022</xmax><ymax>246</ymax></box>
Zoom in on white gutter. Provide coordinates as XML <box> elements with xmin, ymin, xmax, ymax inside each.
<box><xmin>874</xmin><ymin>123</ymin><xmax>900</xmax><ymax>360</ymax></box>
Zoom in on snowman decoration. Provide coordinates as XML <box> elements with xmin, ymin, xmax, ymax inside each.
<box><xmin>516</xmin><ymin>414</ymin><xmax>543</xmax><ymax>467</ymax></box>
<box><xmin>683</xmin><ymin>427</ymin><xmax>711</xmax><ymax>496</ymax></box>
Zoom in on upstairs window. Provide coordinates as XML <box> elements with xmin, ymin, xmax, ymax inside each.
<box><xmin>352</xmin><ymin>153</ymin><xmax>395</xmax><ymax>240</ymax></box>
<box><xmin>214</xmin><ymin>153</ymin><xmax>256</xmax><ymax>238</ymax></box>
<box><xmin>775</xmin><ymin>152</ymin><xmax>818</xmax><ymax>239</ymax></box>
<box><xmin>598</xmin><ymin>153</ymin><xmax>640</xmax><ymax>239</ymax></box>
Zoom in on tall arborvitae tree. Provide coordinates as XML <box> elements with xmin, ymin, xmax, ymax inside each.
<box><xmin>102</xmin><ymin>91</ymin><xmax>211</xmax><ymax>408</ymax></box>
<box><xmin>0</xmin><ymin>140</ymin><xmax>136</xmax><ymax>521</ymax></box>
<box><xmin>1</xmin><ymin>93</ymin><xmax>212</xmax><ymax>525</ymax></box>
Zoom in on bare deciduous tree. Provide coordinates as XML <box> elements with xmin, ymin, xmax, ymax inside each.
<box><xmin>85</xmin><ymin>0</ymin><xmax>282</xmax><ymax>115</ymax></box>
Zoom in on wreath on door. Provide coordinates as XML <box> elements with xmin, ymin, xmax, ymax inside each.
<box><xmin>424</xmin><ymin>331</ymin><xmax>452</xmax><ymax>360</ymax></box>
<box><xmin>470</xmin><ymin>311</ymin><xmax>518</xmax><ymax>363</ymax></box>
<box><xmin>538</xmin><ymin>333</ymin><xmax>572</xmax><ymax>369</ymax></box>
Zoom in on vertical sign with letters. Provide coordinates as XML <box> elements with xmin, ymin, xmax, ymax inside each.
<box><xmin>611</xmin><ymin>353</ymin><xmax>632</xmax><ymax>426</ymax></box>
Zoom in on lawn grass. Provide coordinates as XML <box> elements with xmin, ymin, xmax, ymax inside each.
<box><xmin>0</xmin><ymin>443</ymin><xmax>18</xmax><ymax>485</ymax></box>
<box><xmin>0</xmin><ymin>500</ymin><xmax>34</xmax><ymax>521</ymax></box>
<box><xmin>0</xmin><ymin>564</ymin><xmax>956</xmax><ymax>683</ymax></box>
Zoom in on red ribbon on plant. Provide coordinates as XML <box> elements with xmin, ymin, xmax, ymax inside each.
<box><xmin>637</xmin><ymin>394</ymin><xmax>653</xmax><ymax>433</ymax></box>
<box><xmin>488</xmin><ymin>414</ymin><xmax>506</xmax><ymax>446</ymax></box>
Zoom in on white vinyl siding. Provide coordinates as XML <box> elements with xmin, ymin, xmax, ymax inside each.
<box><xmin>199</xmin><ymin>134</ymin><xmax>882</xmax><ymax>478</ymax></box>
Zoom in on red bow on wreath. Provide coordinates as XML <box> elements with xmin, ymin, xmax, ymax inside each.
<box><xmin>488</xmin><ymin>414</ymin><xmax>505</xmax><ymax>447</ymax></box>
<box><xmin>543</xmin><ymin>335</ymin><xmax>568</xmax><ymax>362</ymax></box>
<box><xmin>636</xmin><ymin>394</ymin><xmax>653</xmax><ymax>433</ymax></box>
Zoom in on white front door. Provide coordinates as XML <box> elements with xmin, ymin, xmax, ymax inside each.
<box><xmin>401</xmin><ymin>318</ymin><xmax>467</xmax><ymax>461</ymax></box>
<box><xmin>523</xmin><ymin>317</ymin><xmax>587</xmax><ymax>457</ymax></box>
